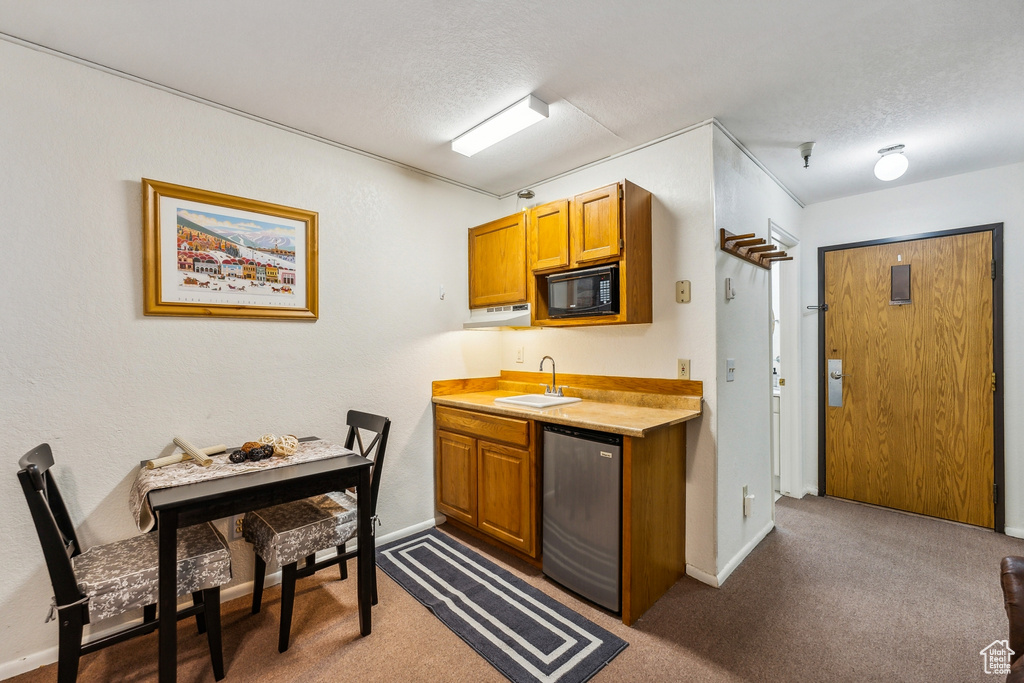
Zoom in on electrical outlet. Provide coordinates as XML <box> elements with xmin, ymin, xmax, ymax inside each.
<box><xmin>516</xmin><ymin>346</ymin><xmax>525</xmax><ymax>363</ymax></box>
<box><xmin>230</xmin><ymin>514</ymin><xmax>244</xmax><ymax>541</ymax></box>
<box><xmin>677</xmin><ymin>358</ymin><xmax>690</xmax><ymax>380</ymax></box>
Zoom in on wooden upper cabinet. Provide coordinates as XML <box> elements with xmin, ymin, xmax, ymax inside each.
<box><xmin>528</xmin><ymin>199</ymin><xmax>570</xmax><ymax>272</ymax></box>
<box><xmin>468</xmin><ymin>213</ymin><xmax>527</xmax><ymax>308</ymax></box>
<box><xmin>571</xmin><ymin>183</ymin><xmax>622</xmax><ymax>266</ymax></box>
<box><xmin>532</xmin><ymin>180</ymin><xmax>651</xmax><ymax>326</ymax></box>
<box><xmin>465</xmin><ymin>180</ymin><xmax>650</xmax><ymax>326</ymax></box>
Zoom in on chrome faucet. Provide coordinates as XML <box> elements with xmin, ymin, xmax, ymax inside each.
<box><xmin>539</xmin><ymin>356</ymin><xmax>563</xmax><ymax>396</ymax></box>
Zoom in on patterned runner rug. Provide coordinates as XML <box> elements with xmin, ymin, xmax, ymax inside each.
<box><xmin>376</xmin><ymin>529</ymin><xmax>627</xmax><ymax>683</ymax></box>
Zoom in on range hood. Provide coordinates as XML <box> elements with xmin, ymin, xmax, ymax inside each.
<box><xmin>463</xmin><ymin>303</ymin><xmax>532</xmax><ymax>329</ymax></box>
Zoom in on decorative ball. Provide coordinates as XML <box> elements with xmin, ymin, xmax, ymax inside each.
<box><xmin>275</xmin><ymin>435</ymin><xmax>299</xmax><ymax>456</ymax></box>
<box><xmin>228</xmin><ymin>450</ymin><xmax>246</xmax><ymax>464</ymax></box>
<box><xmin>254</xmin><ymin>433</ymin><xmax>299</xmax><ymax>457</ymax></box>
<box><xmin>241</xmin><ymin>441</ymin><xmax>263</xmax><ymax>452</ymax></box>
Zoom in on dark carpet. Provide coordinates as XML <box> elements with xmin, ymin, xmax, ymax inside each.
<box><xmin>9</xmin><ymin>495</ymin><xmax>1023</xmax><ymax>682</ymax></box>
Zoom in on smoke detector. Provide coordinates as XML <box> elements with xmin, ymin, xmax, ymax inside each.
<box><xmin>799</xmin><ymin>142</ymin><xmax>815</xmax><ymax>169</ymax></box>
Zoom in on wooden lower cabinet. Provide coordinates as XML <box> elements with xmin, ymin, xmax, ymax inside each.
<box><xmin>433</xmin><ymin>403</ymin><xmax>687</xmax><ymax>624</ymax></box>
<box><xmin>434</xmin><ymin>406</ymin><xmax>537</xmax><ymax>558</ymax></box>
<box><xmin>477</xmin><ymin>440</ymin><xmax>532</xmax><ymax>552</ymax></box>
<box><xmin>621</xmin><ymin>423</ymin><xmax>686</xmax><ymax>626</ymax></box>
<box><xmin>435</xmin><ymin>431</ymin><xmax>477</xmax><ymax>526</ymax></box>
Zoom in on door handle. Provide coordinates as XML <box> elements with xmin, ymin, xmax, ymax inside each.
<box><xmin>827</xmin><ymin>359</ymin><xmax>845</xmax><ymax>407</ymax></box>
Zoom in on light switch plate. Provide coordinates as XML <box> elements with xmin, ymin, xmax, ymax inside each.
<box><xmin>726</xmin><ymin>358</ymin><xmax>736</xmax><ymax>382</ymax></box>
<box><xmin>516</xmin><ymin>346</ymin><xmax>524</xmax><ymax>363</ymax></box>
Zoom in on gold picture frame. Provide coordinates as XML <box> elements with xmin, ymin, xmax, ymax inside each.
<box><xmin>143</xmin><ymin>179</ymin><xmax>318</xmax><ymax>320</ymax></box>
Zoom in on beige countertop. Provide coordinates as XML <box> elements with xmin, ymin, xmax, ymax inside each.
<box><xmin>432</xmin><ymin>389</ymin><xmax>702</xmax><ymax>437</ymax></box>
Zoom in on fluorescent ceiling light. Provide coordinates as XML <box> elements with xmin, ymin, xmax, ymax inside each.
<box><xmin>874</xmin><ymin>144</ymin><xmax>908</xmax><ymax>181</ymax></box>
<box><xmin>452</xmin><ymin>95</ymin><xmax>549</xmax><ymax>157</ymax></box>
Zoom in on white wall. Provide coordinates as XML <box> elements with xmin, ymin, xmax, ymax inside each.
<box><xmin>799</xmin><ymin>162</ymin><xmax>1024</xmax><ymax>532</ymax></box>
<box><xmin>0</xmin><ymin>40</ymin><xmax>501</xmax><ymax>673</ymax></box>
<box><xmin>495</xmin><ymin>125</ymin><xmax>720</xmax><ymax>577</ymax></box>
<box><xmin>711</xmin><ymin>127</ymin><xmax>803</xmax><ymax>582</ymax></box>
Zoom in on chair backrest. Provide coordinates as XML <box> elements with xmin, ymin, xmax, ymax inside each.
<box><xmin>17</xmin><ymin>444</ymin><xmax>86</xmax><ymax>607</ymax></box>
<box><xmin>343</xmin><ymin>410</ymin><xmax>391</xmax><ymax>516</ymax></box>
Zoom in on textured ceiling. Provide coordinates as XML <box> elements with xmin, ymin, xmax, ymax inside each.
<box><xmin>1</xmin><ymin>0</ymin><xmax>1022</xmax><ymax>204</ymax></box>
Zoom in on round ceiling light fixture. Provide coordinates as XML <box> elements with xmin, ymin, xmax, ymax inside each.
<box><xmin>874</xmin><ymin>144</ymin><xmax>908</xmax><ymax>181</ymax></box>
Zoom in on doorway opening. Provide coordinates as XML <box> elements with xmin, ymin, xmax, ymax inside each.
<box><xmin>769</xmin><ymin>221</ymin><xmax>800</xmax><ymax>502</ymax></box>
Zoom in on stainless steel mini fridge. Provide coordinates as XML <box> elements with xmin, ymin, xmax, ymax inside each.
<box><xmin>542</xmin><ymin>424</ymin><xmax>622</xmax><ymax>611</ymax></box>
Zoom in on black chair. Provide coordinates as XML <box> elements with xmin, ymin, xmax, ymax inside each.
<box><xmin>243</xmin><ymin>410</ymin><xmax>390</xmax><ymax>652</ymax></box>
<box><xmin>17</xmin><ymin>444</ymin><xmax>232</xmax><ymax>682</ymax></box>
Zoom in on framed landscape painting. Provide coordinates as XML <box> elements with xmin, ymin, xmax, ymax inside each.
<box><xmin>143</xmin><ymin>179</ymin><xmax>318</xmax><ymax>320</ymax></box>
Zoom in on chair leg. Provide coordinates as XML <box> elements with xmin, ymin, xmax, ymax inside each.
<box><xmin>252</xmin><ymin>553</ymin><xmax>267</xmax><ymax>615</ymax></box>
<box><xmin>143</xmin><ymin>603</ymin><xmax>157</xmax><ymax>623</ymax></box>
<box><xmin>305</xmin><ymin>553</ymin><xmax>316</xmax><ymax>570</ymax></box>
<box><xmin>279</xmin><ymin>562</ymin><xmax>297</xmax><ymax>653</ymax></box>
<box><xmin>56</xmin><ymin>607</ymin><xmax>85</xmax><ymax>683</ymax></box>
<box><xmin>337</xmin><ymin>543</ymin><xmax>348</xmax><ymax>580</ymax></box>
<box><xmin>192</xmin><ymin>591</ymin><xmax>207</xmax><ymax>634</ymax></box>
<box><xmin>202</xmin><ymin>587</ymin><xmax>225</xmax><ymax>681</ymax></box>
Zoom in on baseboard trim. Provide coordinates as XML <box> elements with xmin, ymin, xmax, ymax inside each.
<box><xmin>1005</xmin><ymin>527</ymin><xmax>1024</xmax><ymax>540</ymax></box>
<box><xmin>0</xmin><ymin>517</ymin><xmax>438</xmax><ymax>681</ymax></box>
<box><xmin>685</xmin><ymin>563</ymin><xmax>720</xmax><ymax>588</ymax></box>
<box><xmin>685</xmin><ymin>519</ymin><xmax>776</xmax><ymax>589</ymax></box>
<box><xmin>716</xmin><ymin>519</ymin><xmax>775</xmax><ymax>586</ymax></box>
<box><xmin>805</xmin><ymin>486</ymin><xmax>819</xmax><ymax>497</ymax></box>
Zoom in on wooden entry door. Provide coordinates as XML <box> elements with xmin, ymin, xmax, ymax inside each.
<box><xmin>823</xmin><ymin>231</ymin><xmax>995</xmax><ymax>527</ymax></box>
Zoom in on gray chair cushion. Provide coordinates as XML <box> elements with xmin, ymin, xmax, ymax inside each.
<box><xmin>243</xmin><ymin>491</ymin><xmax>357</xmax><ymax>568</ymax></box>
<box><xmin>72</xmin><ymin>522</ymin><xmax>231</xmax><ymax>621</ymax></box>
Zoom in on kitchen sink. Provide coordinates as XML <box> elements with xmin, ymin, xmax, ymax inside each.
<box><xmin>494</xmin><ymin>394</ymin><xmax>582</xmax><ymax>409</ymax></box>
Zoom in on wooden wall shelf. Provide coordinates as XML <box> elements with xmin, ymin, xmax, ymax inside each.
<box><xmin>719</xmin><ymin>229</ymin><xmax>792</xmax><ymax>269</ymax></box>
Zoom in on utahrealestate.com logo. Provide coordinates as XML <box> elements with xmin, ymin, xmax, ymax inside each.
<box><xmin>980</xmin><ymin>640</ymin><xmax>1014</xmax><ymax>675</ymax></box>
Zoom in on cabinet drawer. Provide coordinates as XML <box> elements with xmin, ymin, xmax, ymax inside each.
<box><xmin>435</xmin><ymin>406</ymin><xmax>530</xmax><ymax>447</ymax></box>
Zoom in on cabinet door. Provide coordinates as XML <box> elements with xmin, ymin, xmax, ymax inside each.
<box><xmin>468</xmin><ymin>213</ymin><xmax>527</xmax><ymax>308</ymax></box>
<box><xmin>435</xmin><ymin>430</ymin><xmax>477</xmax><ymax>526</ymax></box>
<box><xmin>529</xmin><ymin>199</ymin><xmax>570</xmax><ymax>272</ymax></box>
<box><xmin>477</xmin><ymin>440</ymin><xmax>533</xmax><ymax>554</ymax></box>
<box><xmin>571</xmin><ymin>183</ymin><xmax>621</xmax><ymax>266</ymax></box>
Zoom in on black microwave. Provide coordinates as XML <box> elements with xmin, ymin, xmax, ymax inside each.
<box><xmin>547</xmin><ymin>264</ymin><xmax>619</xmax><ymax>318</ymax></box>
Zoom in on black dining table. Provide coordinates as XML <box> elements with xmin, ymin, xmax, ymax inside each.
<box><xmin>146</xmin><ymin>443</ymin><xmax>374</xmax><ymax>682</ymax></box>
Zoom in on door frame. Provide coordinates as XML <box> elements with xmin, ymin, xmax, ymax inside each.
<box><xmin>815</xmin><ymin>223</ymin><xmax>1004</xmax><ymax>532</ymax></box>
